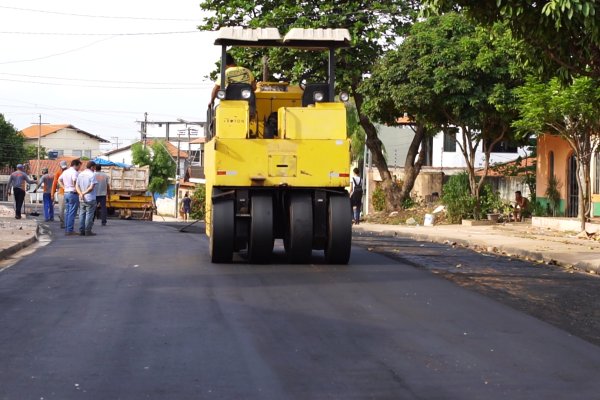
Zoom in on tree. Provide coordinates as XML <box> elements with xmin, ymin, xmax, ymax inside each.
<box><xmin>361</xmin><ymin>13</ymin><xmax>528</xmax><ymax>217</ymax></box>
<box><xmin>514</xmin><ymin>77</ymin><xmax>600</xmax><ymax>231</ymax></box>
<box><xmin>132</xmin><ymin>141</ymin><xmax>177</xmax><ymax>202</ymax></box>
<box><xmin>347</xmin><ymin>104</ymin><xmax>366</xmax><ymax>167</ymax></box>
<box><xmin>0</xmin><ymin>114</ymin><xmax>26</xmax><ymax>168</ymax></box>
<box><xmin>197</xmin><ymin>0</ymin><xmax>421</xmax><ymax>210</ymax></box>
<box><xmin>423</xmin><ymin>0</ymin><xmax>600</xmax><ymax>80</ymax></box>
<box><xmin>25</xmin><ymin>144</ymin><xmax>47</xmax><ymax>161</ymax></box>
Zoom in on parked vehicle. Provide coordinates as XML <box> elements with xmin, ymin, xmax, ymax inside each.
<box><xmin>106</xmin><ymin>166</ymin><xmax>153</xmax><ymax>221</ymax></box>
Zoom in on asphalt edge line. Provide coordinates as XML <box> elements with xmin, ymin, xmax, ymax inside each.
<box><xmin>0</xmin><ymin>221</ymin><xmax>39</xmax><ymax>261</ymax></box>
<box><xmin>354</xmin><ymin>227</ymin><xmax>600</xmax><ymax>276</ymax></box>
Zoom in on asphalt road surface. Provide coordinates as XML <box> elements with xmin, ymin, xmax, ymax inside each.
<box><xmin>1</xmin><ymin>220</ymin><xmax>599</xmax><ymax>400</ymax></box>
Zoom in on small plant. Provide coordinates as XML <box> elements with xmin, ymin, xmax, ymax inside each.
<box><xmin>545</xmin><ymin>174</ymin><xmax>561</xmax><ymax>216</ymax></box>
<box><xmin>402</xmin><ymin>196</ymin><xmax>416</xmax><ymax>209</ymax></box>
<box><xmin>372</xmin><ymin>186</ymin><xmax>386</xmax><ymax>212</ymax></box>
<box><xmin>479</xmin><ymin>184</ymin><xmax>503</xmax><ymax>215</ymax></box>
<box><xmin>441</xmin><ymin>172</ymin><xmax>477</xmax><ymax>223</ymax></box>
<box><xmin>190</xmin><ymin>184</ymin><xmax>206</xmax><ymax>221</ymax></box>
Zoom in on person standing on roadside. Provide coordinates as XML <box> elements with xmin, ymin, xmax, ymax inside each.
<box><xmin>51</xmin><ymin>160</ymin><xmax>68</xmax><ymax>228</ymax></box>
<box><xmin>350</xmin><ymin>167</ymin><xmax>363</xmax><ymax>225</ymax></box>
<box><xmin>94</xmin><ymin>164</ymin><xmax>110</xmax><ymax>226</ymax></box>
<box><xmin>59</xmin><ymin>159</ymin><xmax>82</xmax><ymax>236</ymax></box>
<box><xmin>34</xmin><ymin>167</ymin><xmax>55</xmax><ymax>222</ymax></box>
<box><xmin>6</xmin><ymin>164</ymin><xmax>36</xmax><ymax>219</ymax></box>
<box><xmin>181</xmin><ymin>192</ymin><xmax>192</xmax><ymax>222</ymax></box>
<box><xmin>76</xmin><ymin>161</ymin><xmax>98</xmax><ymax>236</ymax></box>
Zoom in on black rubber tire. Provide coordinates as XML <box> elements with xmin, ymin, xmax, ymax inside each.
<box><xmin>285</xmin><ymin>193</ymin><xmax>313</xmax><ymax>264</ymax></box>
<box><xmin>248</xmin><ymin>193</ymin><xmax>274</xmax><ymax>263</ymax></box>
<box><xmin>210</xmin><ymin>199</ymin><xmax>234</xmax><ymax>263</ymax></box>
<box><xmin>324</xmin><ymin>194</ymin><xmax>352</xmax><ymax>264</ymax></box>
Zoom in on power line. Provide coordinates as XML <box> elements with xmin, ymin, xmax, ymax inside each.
<box><xmin>0</xmin><ymin>5</ymin><xmax>202</xmax><ymax>22</ymax></box>
<box><xmin>0</xmin><ymin>77</ymin><xmax>211</xmax><ymax>90</ymax></box>
<box><xmin>0</xmin><ymin>30</ymin><xmax>199</xmax><ymax>36</ymax></box>
<box><xmin>0</xmin><ymin>72</ymin><xmax>208</xmax><ymax>86</ymax></box>
<box><xmin>0</xmin><ymin>36</ymin><xmax>113</xmax><ymax>65</ymax></box>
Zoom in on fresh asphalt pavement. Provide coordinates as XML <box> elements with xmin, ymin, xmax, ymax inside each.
<box><xmin>1</xmin><ymin>220</ymin><xmax>599</xmax><ymax>400</ymax></box>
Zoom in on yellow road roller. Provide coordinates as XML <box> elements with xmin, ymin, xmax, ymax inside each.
<box><xmin>205</xmin><ymin>27</ymin><xmax>352</xmax><ymax>264</ymax></box>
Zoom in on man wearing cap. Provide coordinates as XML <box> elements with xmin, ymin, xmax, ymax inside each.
<box><xmin>6</xmin><ymin>164</ymin><xmax>36</xmax><ymax>219</ymax></box>
<box><xmin>51</xmin><ymin>160</ymin><xmax>68</xmax><ymax>228</ymax></box>
<box><xmin>34</xmin><ymin>167</ymin><xmax>55</xmax><ymax>222</ymax></box>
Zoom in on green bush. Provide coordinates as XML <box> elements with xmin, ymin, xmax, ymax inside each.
<box><xmin>190</xmin><ymin>184</ymin><xmax>206</xmax><ymax>221</ymax></box>
<box><xmin>372</xmin><ymin>187</ymin><xmax>386</xmax><ymax>211</ymax></box>
<box><xmin>442</xmin><ymin>172</ymin><xmax>476</xmax><ymax>223</ymax></box>
<box><xmin>479</xmin><ymin>184</ymin><xmax>503</xmax><ymax>215</ymax></box>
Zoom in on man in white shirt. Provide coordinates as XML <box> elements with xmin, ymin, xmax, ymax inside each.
<box><xmin>58</xmin><ymin>159</ymin><xmax>82</xmax><ymax>236</ymax></box>
<box><xmin>76</xmin><ymin>161</ymin><xmax>98</xmax><ymax>236</ymax></box>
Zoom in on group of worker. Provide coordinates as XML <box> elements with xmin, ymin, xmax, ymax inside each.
<box><xmin>5</xmin><ymin>160</ymin><xmax>110</xmax><ymax>236</ymax></box>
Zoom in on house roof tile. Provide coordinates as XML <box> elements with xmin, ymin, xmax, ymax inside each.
<box><xmin>20</xmin><ymin>124</ymin><xmax>109</xmax><ymax>143</ymax></box>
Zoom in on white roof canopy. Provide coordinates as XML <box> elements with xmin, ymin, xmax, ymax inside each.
<box><xmin>214</xmin><ymin>27</ymin><xmax>351</xmax><ymax>49</ymax></box>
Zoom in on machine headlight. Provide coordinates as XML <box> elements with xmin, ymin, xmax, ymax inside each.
<box><xmin>241</xmin><ymin>89</ymin><xmax>252</xmax><ymax>99</ymax></box>
<box><xmin>216</xmin><ymin>90</ymin><xmax>226</xmax><ymax>100</ymax></box>
<box><xmin>340</xmin><ymin>92</ymin><xmax>350</xmax><ymax>102</ymax></box>
<box><xmin>313</xmin><ymin>91</ymin><xmax>324</xmax><ymax>102</ymax></box>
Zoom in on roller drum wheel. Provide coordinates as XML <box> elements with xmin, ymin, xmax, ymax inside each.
<box><xmin>324</xmin><ymin>195</ymin><xmax>352</xmax><ymax>264</ymax></box>
<box><xmin>210</xmin><ymin>199</ymin><xmax>234</xmax><ymax>263</ymax></box>
<box><xmin>248</xmin><ymin>193</ymin><xmax>274</xmax><ymax>263</ymax></box>
<box><xmin>285</xmin><ymin>193</ymin><xmax>313</xmax><ymax>264</ymax></box>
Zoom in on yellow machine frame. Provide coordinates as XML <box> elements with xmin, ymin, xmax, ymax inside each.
<box><xmin>205</xmin><ymin>27</ymin><xmax>352</xmax><ymax>264</ymax></box>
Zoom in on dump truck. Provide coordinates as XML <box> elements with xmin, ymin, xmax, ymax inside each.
<box><xmin>105</xmin><ymin>166</ymin><xmax>154</xmax><ymax>221</ymax></box>
<box><xmin>204</xmin><ymin>27</ymin><xmax>352</xmax><ymax>264</ymax></box>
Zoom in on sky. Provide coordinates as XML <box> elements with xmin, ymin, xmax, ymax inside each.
<box><xmin>0</xmin><ymin>1</ymin><xmax>220</xmax><ymax>149</ymax></box>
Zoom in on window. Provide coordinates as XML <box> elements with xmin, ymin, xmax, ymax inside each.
<box><xmin>443</xmin><ymin>129</ymin><xmax>457</xmax><ymax>152</ymax></box>
<box><xmin>72</xmin><ymin>150</ymin><xmax>92</xmax><ymax>158</ymax></box>
<box><xmin>549</xmin><ymin>151</ymin><xmax>555</xmax><ymax>179</ymax></box>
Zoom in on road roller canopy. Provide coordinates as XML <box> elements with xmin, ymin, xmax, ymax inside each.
<box><xmin>214</xmin><ymin>27</ymin><xmax>351</xmax><ymax>50</ymax></box>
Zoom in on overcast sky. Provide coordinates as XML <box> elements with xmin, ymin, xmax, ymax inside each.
<box><xmin>0</xmin><ymin>0</ymin><xmax>220</xmax><ymax>148</ymax></box>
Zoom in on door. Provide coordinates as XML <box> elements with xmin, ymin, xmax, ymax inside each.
<box><xmin>567</xmin><ymin>154</ymin><xmax>578</xmax><ymax>218</ymax></box>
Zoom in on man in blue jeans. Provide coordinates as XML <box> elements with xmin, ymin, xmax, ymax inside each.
<box><xmin>34</xmin><ymin>167</ymin><xmax>55</xmax><ymax>222</ymax></box>
<box><xmin>76</xmin><ymin>161</ymin><xmax>98</xmax><ymax>236</ymax></box>
<box><xmin>58</xmin><ymin>159</ymin><xmax>82</xmax><ymax>235</ymax></box>
<box><xmin>94</xmin><ymin>164</ymin><xmax>110</xmax><ymax>226</ymax></box>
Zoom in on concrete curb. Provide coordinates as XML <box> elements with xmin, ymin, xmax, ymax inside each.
<box><xmin>0</xmin><ymin>221</ymin><xmax>39</xmax><ymax>261</ymax></box>
<box><xmin>353</xmin><ymin>226</ymin><xmax>600</xmax><ymax>275</ymax></box>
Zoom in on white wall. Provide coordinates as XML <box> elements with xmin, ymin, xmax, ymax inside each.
<box><xmin>25</xmin><ymin>128</ymin><xmax>106</xmax><ymax>158</ymax></box>
<box><xmin>103</xmin><ymin>148</ymin><xmax>133</xmax><ymax>165</ymax></box>
<box><xmin>431</xmin><ymin>128</ymin><xmax>528</xmax><ymax>169</ymax></box>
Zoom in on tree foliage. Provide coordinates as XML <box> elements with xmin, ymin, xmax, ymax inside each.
<box><xmin>423</xmin><ymin>0</ymin><xmax>600</xmax><ymax>80</ymax></box>
<box><xmin>514</xmin><ymin>76</ymin><xmax>600</xmax><ymax>230</ymax></box>
<box><xmin>361</xmin><ymin>12</ymin><xmax>528</xmax><ymax>217</ymax></box>
<box><xmin>0</xmin><ymin>114</ymin><xmax>26</xmax><ymax>168</ymax></box>
<box><xmin>197</xmin><ymin>0</ymin><xmax>421</xmax><ymax>210</ymax></box>
<box><xmin>131</xmin><ymin>141</ymin><xmax>176</xmax><ymax>196</ymax></box>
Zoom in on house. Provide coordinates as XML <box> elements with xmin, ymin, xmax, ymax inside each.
<box><xmin>20</xmin><ymin>124</ymin><xmax>109</xmax><ymax>159</ymax></box>
<box><xmin>366</xmin><ymin>123</ymin><xmax>528</xmax><ymax>211</ymax></box>
<box><xmin>535</xmin><ymin>134</ymin><xmax>600</xmax><ymax>218</ymax></box>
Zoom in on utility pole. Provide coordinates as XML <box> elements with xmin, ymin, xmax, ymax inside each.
<box><xmin>143</xmin><ymin>112</ymin><xmax>148</xmax><ymax>149</ymax></box>
<box><xmin>111</xmin><ymin>136</ymin><xmax>120</xmax><ymax>150</ymax></box>
<box><xmin>31</xmin><ymin>114</ymin><xmax>48</xmax><ymax>178</ymax></box>
<box><xmin>174</xmin><ymin>133</ymin><xmax>183</xmax><ymax>219</ymax></box>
